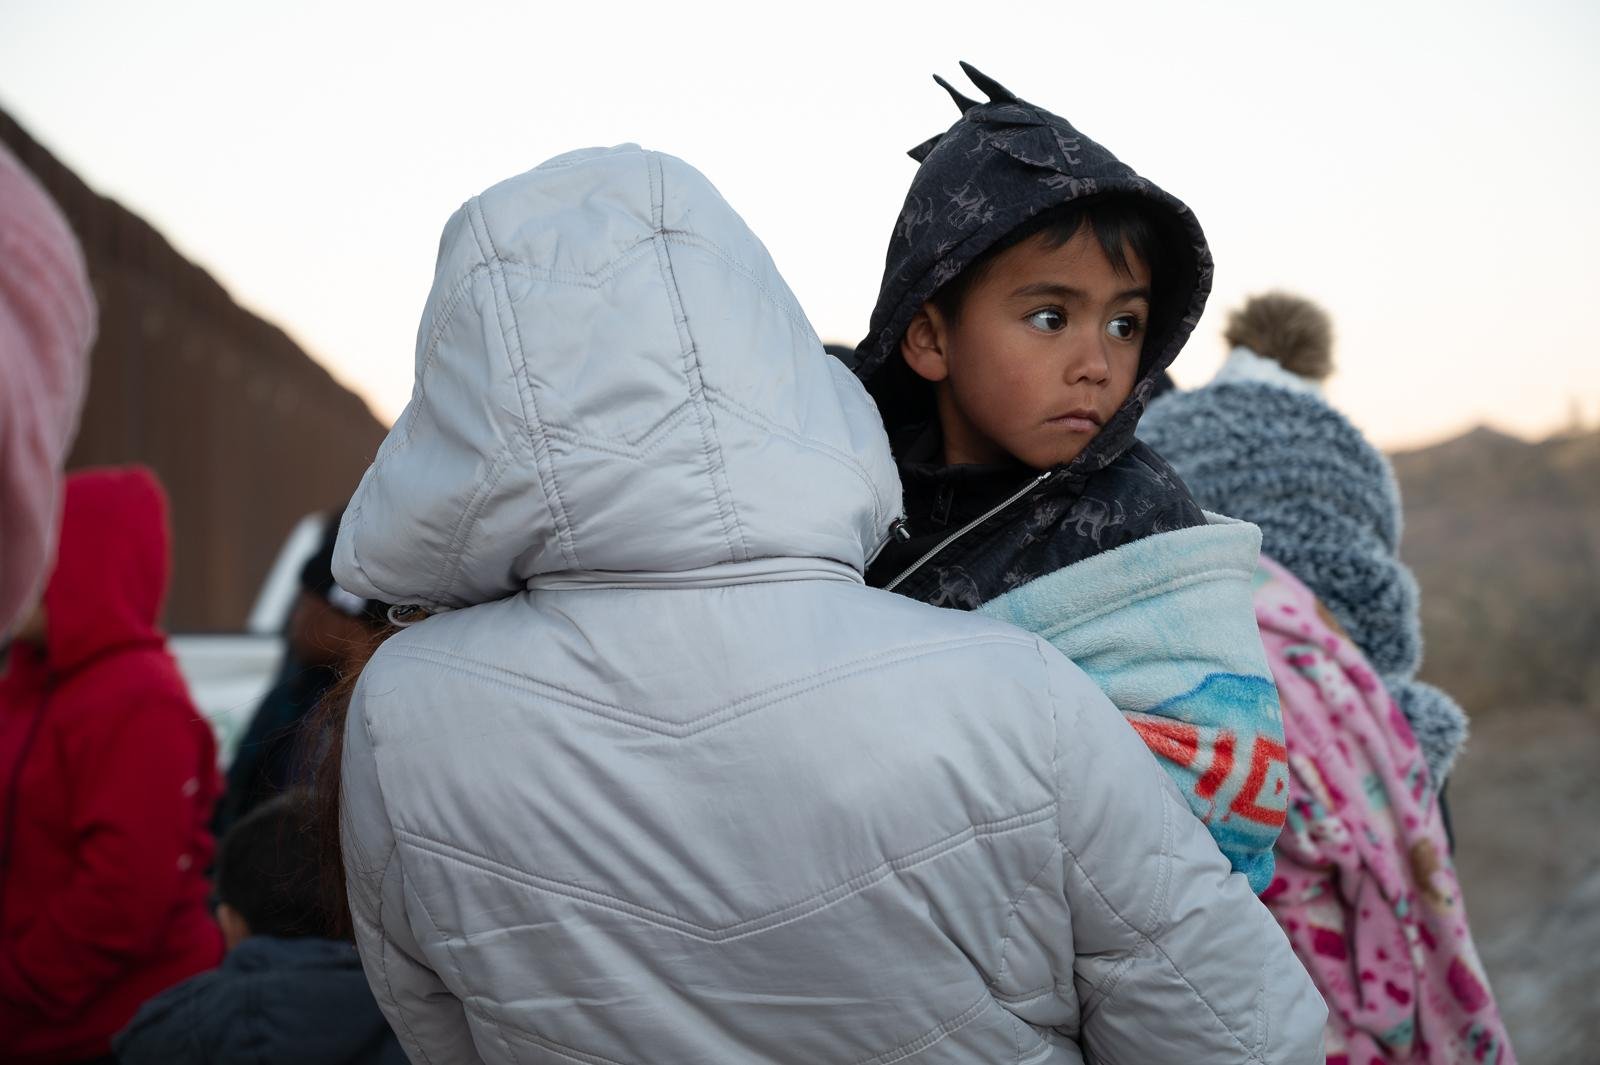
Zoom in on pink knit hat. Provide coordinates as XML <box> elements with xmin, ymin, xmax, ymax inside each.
<box><xmin>0</xmin><ymin>141</ymin><xmax>94</xmax><ymax>635</ymax></box>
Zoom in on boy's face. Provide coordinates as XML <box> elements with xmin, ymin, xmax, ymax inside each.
<box><xmin>902</xmin><ymin>224</ymin><xmax>1151</xmax><ymax>469</ymax></box>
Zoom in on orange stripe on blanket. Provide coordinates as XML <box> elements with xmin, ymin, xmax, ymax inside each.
<box><xmin>1228</xmin><ymin>736</ymin><xmax>1289</xmax><ymax>828</ymax></box>
<box><xmin>1128</xmin><ymin>717</ymin><xmax>1201</xmax><ymax>767</ymax></box>
<box><xmin>1196</xmin><ymin>731</ymin><xmax>1236</xmax><ymax>799</ymax></box>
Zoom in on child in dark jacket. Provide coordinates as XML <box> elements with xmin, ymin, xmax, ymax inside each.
<box><xmin>216</xmin><ymin>506</ymin><xmax>389</xmax><ymax>838</ymax></box>
<box><xmin>114</xmin><ymin>793</ymin><xmax>405</xmax><ymax>1065</ymax></box>
<box><xmin>857</xmin><ymin>64</ymin><xmax>1289</xmax><ymax>889</ymax></box>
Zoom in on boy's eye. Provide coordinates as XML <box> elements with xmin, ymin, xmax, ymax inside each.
<box><xmin>1026</xmin><ymin>309</ymin><xmax>1066</xmax><ymax>332</ymax></box>
<box><xmin>1106</xmin><ymin>314</ymin><xmax>1142</xmax><ymax>341</ymax></box>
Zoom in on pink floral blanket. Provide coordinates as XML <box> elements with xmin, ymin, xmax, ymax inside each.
<box><xmin>1255</xmin><ymin>557</ymin><xmax>1514</xmax><ymax>1064</ymax></box>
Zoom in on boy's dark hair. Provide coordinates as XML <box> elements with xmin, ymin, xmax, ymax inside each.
<box><xmin>928</xmin><ymin>194</ymin><xmax>1169</xmax><ymax>330</ymax></box>
<box><xmin>216</xmin><ymin>790</ymin><xmax>329</xmax><ymax>939</ymax></box>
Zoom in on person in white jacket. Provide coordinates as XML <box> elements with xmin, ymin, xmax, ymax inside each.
<box><xmin>329</xmin><ymin>144</ymin><xmax>1325</xmax><ymax>1064</ymax></box>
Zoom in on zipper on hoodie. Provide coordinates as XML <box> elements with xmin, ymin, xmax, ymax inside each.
<box><xmin>883</xmin><ymin>469</ymin><xmax>1053</xmax><ymax>593</ymax></box>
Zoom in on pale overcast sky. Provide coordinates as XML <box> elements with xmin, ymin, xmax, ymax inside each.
<box><xmin>3</xmin><ymin>0</ymin><xmax>1597</xmax><ymax>448</ymax></box>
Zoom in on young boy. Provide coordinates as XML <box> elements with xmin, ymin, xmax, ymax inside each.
<box><xmin>114</xmin><ymin>793</ymin><xmax>405</xmax><ymax>1065</ymax></box>
<box><xmin>857</xmin><ymin>64</ymin><xmax>1289</xmax><ymax>890</ymax></box>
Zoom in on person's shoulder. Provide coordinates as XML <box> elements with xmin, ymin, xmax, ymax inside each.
<box><xmin>200</xmin><ymin>939</ymin><xmax>371</xmax><ymax>1021</ymax></box>
<box><xmin>835</xmin><ymin>580</ymin><xmax>1112</xmax><ymax>718</ymax></box>
<box><xmin>1101</xmin><ymin>437</ymin><xmax>1191</xmax><ymax>493</ymax></box>
<box><xmin>1119</xmin><ymin>437</ymin><xmax>1187</xmax><ymax>481</ymax></box>
<box><xmin>1057</xmin><ymin>441</ymin><xmax>1207</xmax><ymax>552</ymax></box>
<box><xmin>817</xmin><ymin>580</ymin><xmax>1119</xmax><ymax>719</ymax></box>
<box><xmin>113</xmin><ymin>964</ymin><xmax>235</xmax><ymax>1065</ymax></box>
<box><xmin>832</xmin><ymin>578</ymin><xmax>1051</xmax><ymax>657</ymax></box>
<box><xmin>67</xmin><ymin>638</ymin><xmax>186</xmax><ymax>688</ymax></box>
<box><xmin>229</xmin><ymin>934</ymin><xmax>364</xmax><ymax>976</ymax></box>
<box><xmin>54</xmin><ymin>644</ymin><xmax>202</xmax><ymax>729</ymax></box>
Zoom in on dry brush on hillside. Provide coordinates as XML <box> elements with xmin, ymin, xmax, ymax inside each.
<box><xmin>1394</xmin><ymin>426</ymin><xmax>1600</xmax><ymax>716</ymax></box>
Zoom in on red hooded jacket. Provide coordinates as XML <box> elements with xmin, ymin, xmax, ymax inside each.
<box><xmin>0</xmin><ymin>467</ymin><xmax>223</xmax><ymax>1063</ymax></box>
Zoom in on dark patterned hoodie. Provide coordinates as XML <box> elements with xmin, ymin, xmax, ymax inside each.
<box><xmin>858</xmin><ymin>64</ymin><xmax>1213</xmax><ymax>605</ymax></box>
<box><xmin>853</xmin><ymin>78</ymin><xmax>1294</xmax><ymax>891</ymax></box>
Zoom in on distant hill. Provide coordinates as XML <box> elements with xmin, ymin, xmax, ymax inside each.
<box><xmin>1393</xmin><ymin>425</ymin><xmax>1600</xmax><ymax>714</ymax></box>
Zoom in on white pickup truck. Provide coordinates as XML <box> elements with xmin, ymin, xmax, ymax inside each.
<box><xmin>169</xmin><ymin>514</ymin><xmax>327</xmax><ymax>767</ymax></box>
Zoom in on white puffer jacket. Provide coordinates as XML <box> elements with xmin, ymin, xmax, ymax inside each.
<box><xmin>333</xmin><ymin>145</ymin><xmax>1325</xmax><ymax>1065</ymax></box>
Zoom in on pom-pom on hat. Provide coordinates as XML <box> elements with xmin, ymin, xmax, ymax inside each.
<box><xmin>1224</xmin><ymin>291</ymin><xmax>1335</xmax><ymax>381</ymax></box>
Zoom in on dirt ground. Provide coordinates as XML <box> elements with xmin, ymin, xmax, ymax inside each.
<box><xmin>1448</xmin><ymin>702</ymin><xmax>1600</xmax><ymax>1064</ymax></box>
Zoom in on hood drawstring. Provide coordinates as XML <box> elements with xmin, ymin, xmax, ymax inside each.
<box><xmin>865</xmin><ymin>518</ymin><xmax>912</xmax><ymax>569</ymax></box>
<box><xmin>386</xmin><ymin>605</ymin><xmax>435</xmax><ymax>629</ymax></box>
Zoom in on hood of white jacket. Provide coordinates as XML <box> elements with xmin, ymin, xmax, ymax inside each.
<box><xmin>334</xmin><ymin>146</ymin><xmax>901</xmax><ymax>610</ymax></box>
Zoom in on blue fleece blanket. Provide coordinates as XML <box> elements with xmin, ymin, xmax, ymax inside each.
<box><xmin>979</xmin><ymin>514</ymin><xmax>1288</xmax><ymax>891</ymax></box>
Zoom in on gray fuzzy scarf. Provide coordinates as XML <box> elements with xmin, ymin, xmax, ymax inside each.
<box><xmin>1141</xmin><ymin>381</ymin><xmax>1468</xmax><ymax>789</ymax></box>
